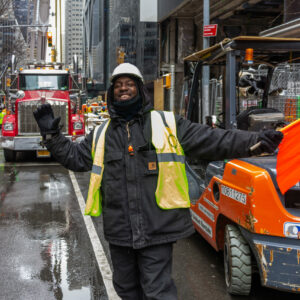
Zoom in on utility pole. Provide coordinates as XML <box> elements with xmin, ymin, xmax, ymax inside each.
<box><xmin>59</xmin><ymin>0</ymin><xmax>62</xmax><ymax>62</ymax></box>
<box><xmin>202</xmin><ymin>0</ymin><xmax>210</xmax><ymax>124</ymax></box>
<box><xmin>55</xmin><ymin>0</ymin><xmax>57</xmax><ymax>47</ymax></box>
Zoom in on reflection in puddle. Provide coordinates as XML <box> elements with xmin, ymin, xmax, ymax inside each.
<box><xmin>19</xmin><ymin>265</ymin><xmax>34</xmax><ymax>280</ymax></box>
<box><xmin>0</xmin><ymin>165</ymin><xmax>108</xmax><ymax>299</ymax></box>
<box><xmin>0</xmin><ymin>166</ymin><xmax>18</xmax><ymax>204</ymax></box>
<box><xmin>38</xmin><ymin>232</ymin><xmax>107</xmax><ymax>299</ymax></box>
<box><xmin>35</xmin><ymin>205</ymin><xmax>107</xmax><ymax>299</ymax></box>
<box><xmin>40</xmin><ymin>239</ymin><xmax>91</xmax><ymax>300</ymax></box>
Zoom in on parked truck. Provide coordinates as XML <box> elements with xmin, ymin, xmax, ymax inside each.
<box><xmin>184</xmin><ymin>36</ymin><xmax>300</xmax><ymax>295</ymax></box>
<box><xmin>1</xmin><ymin>58</ymin><xmax>85</xmax><ymax>162</ymax></box>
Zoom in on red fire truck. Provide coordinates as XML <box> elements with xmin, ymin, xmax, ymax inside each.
<box><xmin>1</xmin><ymin>61</ymin><xmax>85</xmax><ymax>162</ymax></box>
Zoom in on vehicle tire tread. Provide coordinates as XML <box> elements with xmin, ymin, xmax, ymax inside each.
<box><xmin>224</xmin><ymin>224</ymin><xmax>252</xmax><ymax>295</ymax></box>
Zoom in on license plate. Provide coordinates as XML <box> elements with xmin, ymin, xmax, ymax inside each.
<box><xmin>37</xmin><ymin>150</ymin><xmax>51</xmax><ymax>157</ymax></box>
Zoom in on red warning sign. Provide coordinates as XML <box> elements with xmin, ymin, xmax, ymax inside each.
<box><xmin>203</xmin><ymin>24</ymin><xmax>218</xmax><ymax>37</ymax></box>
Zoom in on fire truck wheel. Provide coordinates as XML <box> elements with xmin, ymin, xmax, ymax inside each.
<box><xmin>224</xmin><ymin>224</ymin><xmax>252</xmax><ymax>295</ymax></box>
<box><xmin>4</xmin><ymin>149</ymin><xmax>16</xmax><ymax>162</ymax></box>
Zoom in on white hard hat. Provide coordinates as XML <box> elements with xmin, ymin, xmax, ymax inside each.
<box><xmin>111</xmin><ymin>63</ymin><xmax>144</xmax><ymax>83</ymax></box>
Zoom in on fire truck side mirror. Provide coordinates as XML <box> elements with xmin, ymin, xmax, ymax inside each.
<box><xmin>10</xmin><ymin>90</ymin><xmax>25</xmax><ymax>99</ymax></box>
<box><xmin>16</xmin><ymin>90</ymin><xmax>25</xmax><ymax>99</ymax></box>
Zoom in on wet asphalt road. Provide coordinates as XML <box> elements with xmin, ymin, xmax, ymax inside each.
<box><xmin>0</xmin><ymin>151</ymin><xmax>109</xmax><ymax>300</ymax></box>
<box><xmin>0</xmin><ymin>149</ymin><xmax>299</xmax><ymax>300</ymax></box>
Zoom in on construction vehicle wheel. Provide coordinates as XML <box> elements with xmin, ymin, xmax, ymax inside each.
<box><xmin>224</xmin><ymin>224</ymin><xmax>252</xmax><ymax>295</ymax></box>
<box><xmin>4</xmin><ymin>149</ymin><xmax>16</xmax><ymax>162</ymax></box>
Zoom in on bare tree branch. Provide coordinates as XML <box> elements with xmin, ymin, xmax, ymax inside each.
<box><xmin>0</xmin><ymin>0</ymin><xmax>26</xmax><ymax>67</ymax></box>
<box><xmin>0</xmin><ymin>0</ymin><xmax>15</xmax><ymax>18</ymax></box>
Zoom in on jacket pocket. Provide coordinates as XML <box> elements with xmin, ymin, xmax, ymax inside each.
<box><xmin>103</xmin><ymin>151</ymin><xmax>123</xmax><ymax>180</ymax></box>
<box><xmin>138</xmin><ymin>150</ymin><xmax>158</xmax><ymax>176</ymax></box>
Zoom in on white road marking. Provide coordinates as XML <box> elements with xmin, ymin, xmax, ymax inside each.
<box><xmin>68</xmin><ymin>170</ymin><xmax>120</xmax><ymax>300</ymax></box>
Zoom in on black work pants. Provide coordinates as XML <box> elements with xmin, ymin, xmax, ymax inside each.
<box><xmin>109</xmin><ymin>243</ymin><xmax>177</xmax><ymax>300</ymax></box>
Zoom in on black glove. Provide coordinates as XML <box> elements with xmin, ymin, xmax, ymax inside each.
<box><xmin>33</xmin><ymin>103</ymin><xmax>61</xmax><ymax>138</ymax></box>
<box><xmin>250</xmin><ymin>129</ymin><xmax>283</xmax><ymax>155</ymax></box>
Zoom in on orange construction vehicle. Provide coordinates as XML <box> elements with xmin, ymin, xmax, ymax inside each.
<box><xmin>184</xmin><ymin>36</ymin><xmax>300</xmax><ymax>295</ymax></box>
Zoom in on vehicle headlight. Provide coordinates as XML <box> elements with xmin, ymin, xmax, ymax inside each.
<box><xmin>73</xmin><ymin>121</ymin><xmax>83</xmax><ymax>130</ymax></box>
<box><xmin>3</xmin><ymin>122</ymin><xmax>14</xmax><ymax>131</ymax></box>
<box><xmin>284</xmin><ymin>222</ymin><xmax>300</xmax><ymax>239</ymax></box>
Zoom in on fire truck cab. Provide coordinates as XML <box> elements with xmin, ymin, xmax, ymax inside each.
<box><xmin>1</xmin><ymin>61</ymin><xmax>85</xmax><ymax>162</ymax></box>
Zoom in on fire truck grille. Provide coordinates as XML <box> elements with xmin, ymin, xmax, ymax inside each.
<box><xmin>18</xmin><ymin>100</ymin><xmax>68</xmax><ymax>135</ymax></box>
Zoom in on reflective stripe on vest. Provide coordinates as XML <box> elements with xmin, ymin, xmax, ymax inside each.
<box><xmin>151</xmin><ymin>111</ymin><xmax>190</xmax><ymax>209</ymax></box>
<box><xmin>85</xmin><ymin>119</ymin><xmax>110</xmax><ymax>216</ymax></box>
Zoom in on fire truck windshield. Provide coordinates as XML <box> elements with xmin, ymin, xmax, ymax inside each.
<box><xmin>19</xmin><ymin>74</ymin><xmax>69</xmax><ymax>91</ymax></box>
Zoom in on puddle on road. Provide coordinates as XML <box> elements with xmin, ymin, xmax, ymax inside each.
<box><xmin>39</xmin><ymin>238</ymin><xmax>103</xmax><ymax>300</ymax></box>
<box><xmin>0</xmin><ymin>165</ymin><xmax>19</xmax><ymax>208</ymax></box>
<box><xmin>0</xmin><ymin>164</ymin><xmax>108</xmax><ymax>300</ymax></box>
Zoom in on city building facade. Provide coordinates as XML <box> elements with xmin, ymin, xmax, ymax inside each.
<box><xmin>64</xmin><ymin>0</ymin><xmax>84</xmax><ymax>68</ymax></box>
<box><xmin>82</xmin><ymin>0</ymin><xmax>106</xmax><ymax>90</ymax></box>
<box><xmin>14</xmin><ymin>0</ymin><xmax>34</xmax><ymax>43</ymax></box>
<box><xmin>83</xmin><ymin>0</ymin><xmax>158</xmax><ymax>91</ymax></box>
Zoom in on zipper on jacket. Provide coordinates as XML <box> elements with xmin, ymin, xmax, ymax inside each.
<box><xmin>126</xmin><ymin>122</ymin><xmax>131</xmax><ymax>140</ymax></box>
<box><xmin>126</xmin><ymin>122</ymin><xmax>134</xmax><ymax>156</ymax></box>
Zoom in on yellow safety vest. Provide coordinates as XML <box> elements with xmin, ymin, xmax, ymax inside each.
<box><xmin>85</xmin><ymin>119</ymin><xmax>110</xmax><ymax>216</ymax></box>
<box><xmin>151</xmin><ymin>110</ymin><xmax>190</xmax><ymax>209</ymax></box>
<box><xmin>85</xmin><ymin>111</ymin><xmax>190</xmax><ymax>216</ymax></box>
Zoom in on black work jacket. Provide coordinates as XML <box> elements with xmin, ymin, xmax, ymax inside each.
<box><xmin>45</xmin><ymin>87</ymin><xmax>259</xmax><ymax>249</ymax></box>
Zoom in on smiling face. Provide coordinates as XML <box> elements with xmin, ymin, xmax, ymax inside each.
<box><xmin>113</xmin><ymin>76</ymin><xmax>138</xmax><ymax>101</ymax></box>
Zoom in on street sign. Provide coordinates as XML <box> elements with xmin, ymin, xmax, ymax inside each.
<box><xmin>203</xmin><ymin>24</ymin><xmax>218</xmax><ymax>37</ymax></box>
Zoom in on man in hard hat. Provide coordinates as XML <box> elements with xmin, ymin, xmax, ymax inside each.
<box><xmin>33</xmin><ymin>63</ymin><xmax>283</xmax><ymax>299</ymax></box>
